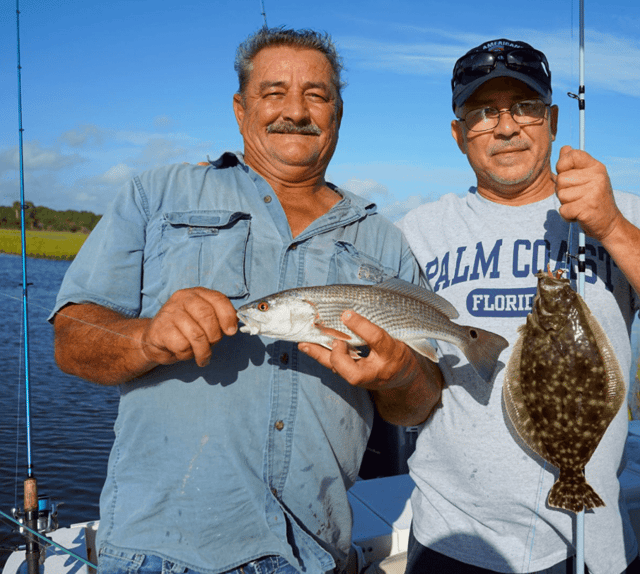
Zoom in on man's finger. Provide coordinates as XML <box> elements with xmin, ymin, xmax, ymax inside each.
<box><xmin>298</xmin><ymin>342</ymin><xmax>334</xmax><ymax>370</ymax></box>
<box><xmin>340</xmin><ymin>310</ymin><xmax>393</xmax><ymax>354</ymax></box>
<box><xmin>191</xmin><ymin>288</ymin><xmax>239</xmax><ymax>336</ymax></box>
<box><xmin>556</xmin><ymin>145</ymin><xmax>599</xmax><ymax>174</ymax></box>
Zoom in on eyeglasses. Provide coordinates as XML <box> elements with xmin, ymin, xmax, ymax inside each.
<box><xmin>457</xmin><ymin>99</ymin><xmax>550</xmax><ymax>132</ymax></box>
<box><xmin>451</xmin><ymin>48</ymin><xmax>551</xmax><ymax>92</ymax></box>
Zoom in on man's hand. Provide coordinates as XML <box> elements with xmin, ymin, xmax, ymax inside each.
<box><xmin>299</xmin><ymin>311</ymin><xmax>416</xmax><ymax>391</ymax></box>
<box><xmin>54</xmin><ymin>288</ymin><xmax>238</xmax><ymax>385</ymax></box>
<box><xmin>141</xmin><ymin>287</ymin><xmax>238</xmax><ymax>368</ymax></box>
<box><xmin>555</xmin><ymin>145</ymin><xmax>622</xmax><ymax>242</ymax></box>
<box><xmin>299</xmin><ymin>311</ymin><xmax>442</xmax><ymax>425</ymax></box>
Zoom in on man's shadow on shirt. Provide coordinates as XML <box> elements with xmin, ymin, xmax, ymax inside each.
<box><xmin>120</xmin><ymin>331</ymin><xmax>267</xmax><ymax>392</ymax></box>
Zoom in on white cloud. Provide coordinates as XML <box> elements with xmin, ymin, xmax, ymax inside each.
<box><xmin>59</xmin><ymin>124</ymin><xmax>105</xmax><ymax>148</ymax></box>
<box><xmin>339</xmin><ymin>28</ymin><xmax>640</xmax><ymax>98</ymax></box>
<box><xmin>153</xmin><ymin>115</ymin><xmax>173</xmax><ymax>129</ymax></box>
<box><xmin>340</xmin><ymin>178</ymin><xmax>389</xmax><ymax>200</ymax></box>
<box><xmin>339</xmin><ymin>36</ymin><xmax>459</xmax><ymax>75</ymax></box>
<box><xmin>98</xmin><ymin>163</ymin><xmax>137</xmax><ymax>186</ymax></box>
<box><xmin>0</xmin><ymin>141</ymin><xmax>86</xmax><ymax>175</ymax></box>
<box><xmin>605</xmin><ymin>156</ymin><xmax>640</xmax><ymax>193</ymax></box>
<box><xmin>378</xmin><ymin>194</ymin><xmax>432</xmax><ymax>222</ymax></box>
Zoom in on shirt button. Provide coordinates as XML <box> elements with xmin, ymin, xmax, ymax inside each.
<box><xmin>271</xmin><ymin>487</ymin><xmax>278</xmax><ymax>497</ymax></box>
<box><xmin>264</xmin><ymin>195</ymin><xmax>272</xmax><ymax>203</ymax></box>
<box><xmin>275</xmin><ymin>420</ymin><xmax>285</xmax><ymax>431</ymax></box>
<box><xmin>280</xmin><ymin>353</ymin><xmax>289</xmax><ymax>365</ymax></box>
<box><xmin>290</xmin><ymin>243</ymin><xmax>297</xmax><ymax>250</ymax></box>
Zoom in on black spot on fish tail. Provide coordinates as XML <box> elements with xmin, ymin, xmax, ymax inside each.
<box><xmin>547</xmin><ymin>471</ymin><xmax>605</xmax><ymax>513</ymax></box>
<box><xmin>460</xmin><ymin>327</ymin><xmax>509</xmax><ymax>383</ymax></box>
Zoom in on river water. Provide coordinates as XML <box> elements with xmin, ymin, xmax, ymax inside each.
<box><xmin>0</xmin><ymin>254</ymin><xmax>119</xmax><ymax>569</ymax></box>
<box><xmin>0</xmin><ymin>252</ymin><xmax>638</xmax><ymax>570</ymax></box>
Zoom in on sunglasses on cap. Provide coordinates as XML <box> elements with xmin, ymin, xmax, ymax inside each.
<box><xmin>451</xmin><ymin>47</ymin><xmax>551</xmax><ymax>92</ymax></box>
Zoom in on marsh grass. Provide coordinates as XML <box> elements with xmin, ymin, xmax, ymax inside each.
<box><xmin>0</xmin><ymin>229</ymin><xmax>87</xmax><ymax>260</ymax></box>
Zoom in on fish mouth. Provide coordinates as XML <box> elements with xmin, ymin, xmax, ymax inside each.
<box><xmin>236</xmin><ymin>311</ymin><xmax>262</xmax><ymax>336</ymax></box>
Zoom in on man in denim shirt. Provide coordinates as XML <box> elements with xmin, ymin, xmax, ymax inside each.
<box><xmin>51</xmin><ymin>28</ymin><xmax>442</xmax><ymax>574</ymax></box>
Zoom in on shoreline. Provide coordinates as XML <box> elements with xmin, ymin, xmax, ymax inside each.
<box><xmin>0</xmin><ymin>229</ymin><xmax>87</xmax><ymax>260</ymax></box>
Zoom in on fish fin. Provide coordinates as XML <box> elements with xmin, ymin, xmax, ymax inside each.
<box><xmin>315</xmin><ymin>324</ymin><xmax>353</xmax><ymax>341</ymax></box>
<box><xmin>503</xmin><ymin>332</ymin><xmax>553</xmax><ymax>462</ymax></box>
<box><xmin>575</xmin><ymin>293</ymin><xmax>626</xmax><ymax>418</ymax></box>
<box><xmin>376</xmin><ymin>278</ymin><xmax>459</xmax><ymax>319</ymax></box>
<box><xmin>405</xmin><ymin>339</ymin><xmax>439</xmax><ymax>363</ymax></box>
<box><xmin>458</xmin><ymin>326</ymin><xmax>509</xmax><ymax>383</ymax></box>
<box><xmin>547</xmin><ymin>474</ymin><xmax>605</xmax><ymax>513</ymax></box>
<box><xmin>310</xmin><ymin>338</ymin><xmax>362</xmax><ymax>360</ymax></box>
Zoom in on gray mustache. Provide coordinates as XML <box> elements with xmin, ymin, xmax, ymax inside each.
<box><xmin>489</xmin><ymin>140</ymin><xmax>529</xmax><ymax>155</ymax></box>
<box><xmin>267</xmin><ymin>122</ymin><xmax>322</xmax><ymax>136</ymax></box>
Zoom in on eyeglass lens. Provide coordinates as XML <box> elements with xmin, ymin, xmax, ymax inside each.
<box><xmin>463</xmin><ymin>100</ymin><xmax>547</xmax><ymax>132</ymax></box>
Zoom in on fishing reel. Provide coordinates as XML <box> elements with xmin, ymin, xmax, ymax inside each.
<box><xmin>12</xmin><ymin>495</ymin><xmax>61</xmax><ymax>535</ymax></box>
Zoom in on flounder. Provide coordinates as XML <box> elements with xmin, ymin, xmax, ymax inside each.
<box><xmin>503</xmin><ymin>269</ymin><xmax>625</xmax><ymax>513</ymax></box>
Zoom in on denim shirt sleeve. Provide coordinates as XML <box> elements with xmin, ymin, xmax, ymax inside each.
<box><xmin>49</xmin><ymin>176</ymin><xmax>149</xmax><ymax>320</ymax></box>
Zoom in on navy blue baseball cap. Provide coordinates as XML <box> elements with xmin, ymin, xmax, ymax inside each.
<box><xmin>451</xmin><ymin>39</ymin><xmax>552</xmax><ymax>111</ymax></box>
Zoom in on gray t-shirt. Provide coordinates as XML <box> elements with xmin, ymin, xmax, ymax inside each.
<box><xmin>398</xmin><ymin>188</ymin><xmax>640</xmax><ymax>573</ymax></box>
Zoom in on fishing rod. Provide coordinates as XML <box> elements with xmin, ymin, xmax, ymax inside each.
<box><xmin>566</xmin><ymin>0</ymin><xmax>586</xmax><ymax>571</ymax></box>
<box><xmin>0</xmin><ymin>509</ymin><xmax>97</xmax><ymax>570</ymax></box>
<box><xmin>14</xmin><ymin>2</ymin><xmax>40</xmax><ymax>572</ymax></box>
<box><xmin>259</xmin><ymin>0</ymin><xmax>268</xmax><ymax>28</ymax></box>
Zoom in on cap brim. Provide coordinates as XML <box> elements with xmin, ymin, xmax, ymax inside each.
<box><xmin>453</xmin><ymin>66</ymin><xmax>552</xmax><ymax>112</ymax></box>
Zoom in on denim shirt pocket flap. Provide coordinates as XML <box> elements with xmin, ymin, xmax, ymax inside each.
<box><xmin>160</xmin><ymin>210</ymin><xmax>251</xmax><ymax>298</ymax></box>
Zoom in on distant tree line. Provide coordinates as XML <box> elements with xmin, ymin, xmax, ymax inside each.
<box><xmin>0</xmin><ymin>202</ymin><xmax>101</xmax><ymax>233</ymax></box>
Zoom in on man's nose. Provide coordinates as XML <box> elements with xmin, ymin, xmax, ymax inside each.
<box><xmin>281</xmin><ymin>91</ymin><xmax>311</xmax><ymax>124</ymax></box>
<box><xmin>493</xmin><ymin>108</ymin><xmax>521</xmax><ymax>137</ymax></box>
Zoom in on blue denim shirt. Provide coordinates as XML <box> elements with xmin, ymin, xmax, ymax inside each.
<box><xmin>51</xmin><ymin>152</ymin><xmax>420</xmax><ymax>574</ymax></box>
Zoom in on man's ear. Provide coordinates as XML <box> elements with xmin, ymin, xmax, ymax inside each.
<box><xmin>233</xmin><ymin>93</ymin><xmax>245</xmax><ymax>130</ymax></box>
<box><xmin>451</xmin><ymin>119</ymin><xmax>467</xmax><ymax>155</ymax></box>
<box><xmin>549</xmin><ymin>104</ymin><xmax>559</xmax><ymax>142</ymax></box>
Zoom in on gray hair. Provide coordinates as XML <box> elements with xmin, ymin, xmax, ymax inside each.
<box><xmin>234</xmin><ymin>27</ymin><xmax>346</xmax><ymax>107</ymax></box>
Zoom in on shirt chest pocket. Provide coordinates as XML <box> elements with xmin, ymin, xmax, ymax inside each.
<box><xmin>327</xmin><ymin>240</ymin><xmax>395</xmax><ymax>285</ymax></box>
<box><xmin>160</xmin><ymin>211</ymin><xmax>251</xmax><ymax>298</ymax></box>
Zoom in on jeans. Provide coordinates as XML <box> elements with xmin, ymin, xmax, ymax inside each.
<box><xmin>97</xmin><ymin>551</ymin><xmax>301</xmax><ymax>574</ymax></box>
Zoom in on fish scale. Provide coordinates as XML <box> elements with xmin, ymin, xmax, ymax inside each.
<box><xmin>503</xmin><ymin>271</ymin><xmax>625</xmax><ymax>513</ymax></box>
<box><xmin>237</xmin><ymin>278</ymin><xmax>509</xmax><ymax>383</ymax></box>
<box><xmin>311</xmin><ymin>287</ymin><xmax>465</xmax><ymax>343</ymax></box>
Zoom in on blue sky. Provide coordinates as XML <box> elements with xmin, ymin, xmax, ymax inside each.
<box><xmin>0</xmin><ymin>0</ymin><xmax>638</xmax><ymax>220</ymax></box>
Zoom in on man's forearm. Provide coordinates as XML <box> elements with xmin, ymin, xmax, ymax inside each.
<box><xmin>53</xmin><ymin>303</ymin><xmax>156</xmax><ymax>385</ymax></box>
<box><xmin>372</xmin><ymin>354</ymin><xmax>443</xmax><ymax>427</ymax></box>
<box><xmin>600</xmin><ymin>215</ymin><xmax>640</xmax><ymax>298</ymax></box>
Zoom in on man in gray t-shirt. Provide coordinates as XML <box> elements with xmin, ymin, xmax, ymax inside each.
<box><xmin>398</xmin><ymin>38</ymin><xmax>640</xmax><ymax>574</ymax></box>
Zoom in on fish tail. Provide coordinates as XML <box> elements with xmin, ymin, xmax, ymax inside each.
<box><xmin>547</xmin><ymin>475</ymin><xmax>606</xmax><ymax>513</ymax></box>
<box><xmin>460</xmin><ymin>327</ymin><xmax>509</xmax><ymax>383</ymax></box>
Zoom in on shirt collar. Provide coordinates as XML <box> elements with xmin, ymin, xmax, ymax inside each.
<box><xmin>208</xmin><ymin>151</ymin><xmax>379</xmax><ymax>218</ymax></box>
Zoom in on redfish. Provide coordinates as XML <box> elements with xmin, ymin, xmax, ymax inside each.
<box><xmin>237</xmin><ymin>278</ymin><xmax>508</xmax><ymax>383</ymax></box>
<box><xmin>503</xmin><ymin>269</ymin><xmax>625</xmax><ymax>513</ymax></box>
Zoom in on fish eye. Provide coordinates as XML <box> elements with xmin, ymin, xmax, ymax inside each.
<box><xmin>257</xmin><ymin>301</ymin><xmax>269</xmax><ymax>312</ymax></box>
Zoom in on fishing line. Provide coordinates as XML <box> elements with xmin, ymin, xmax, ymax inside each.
<box><xmin>522</xmin><ymin>462</ymin><xmax>548</xmax><ymax>572</ymax></box>
<box><xmin>14</xmin><ymin>312</ymin><xmax>25</xmax><ymax>509</ymax></box>
<box><xmin>0</xmin><ymin>290</ymin><xmax>155</xmax><ymax>349</ymax></box>
<box><xmin>0</xmin><ymin>509</ymin><xmax>97</xmax><ymax>570</ymax></box>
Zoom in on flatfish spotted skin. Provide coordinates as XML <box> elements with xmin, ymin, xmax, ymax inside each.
<box><xmin>503</xmin><ymin>271</ymin><xmax>625</xmax><ymax>513</ymax></box>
